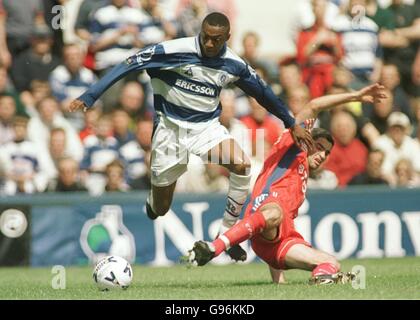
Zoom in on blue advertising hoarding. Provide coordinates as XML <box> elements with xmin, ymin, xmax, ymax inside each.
<box><xmin>0</xmin><ymin>187</ymin><xmax>419</xmax><ymax>266</ymax></box>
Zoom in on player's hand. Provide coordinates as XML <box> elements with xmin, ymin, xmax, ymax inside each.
<box><xmin>290</xmin><ymin>124</ymin><xmax>315</xmax><ymax>152</ymax></box>
<box><xmin>356</xmin><ymin>83</ymin><xmax>387</xmax><ymax>104</ymax></box>
<box><xmin>68</xmin><ymin>99</ymin><xmax>88</xmax><ymax>112</ymax></box>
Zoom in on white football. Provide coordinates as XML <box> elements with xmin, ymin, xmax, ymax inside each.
<box><xmin>93</xmin><ymin>255</ymin><xmax>133</xmax><ymax>291</ymax></box>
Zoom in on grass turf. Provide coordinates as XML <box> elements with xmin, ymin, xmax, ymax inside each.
<box><xmin>0</xmin><ymin>257</ymin><xmax>419</xmax><ymax>300</ymax></box>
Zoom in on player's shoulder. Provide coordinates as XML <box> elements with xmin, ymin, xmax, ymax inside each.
<box><xmin>160</xmin><ymin>36</ymin><xmax>198</xmax><ymax>55</ymax></box>
<box><xmin>222</xmin><ymin>47</ymin><xmax>253</xmax><ymax>77</ymax></box>
<box><xmin>273</xmin><ymin>129</ymin><xmax>292</xmax><ymax>146</ymax></box>
<box><xmin>224</xmin><ymin>47</ymin><xmax>246</xmax><ymax>65</ymax></box>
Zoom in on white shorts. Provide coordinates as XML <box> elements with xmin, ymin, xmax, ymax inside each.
<box><xmin>150</xmin><ymin>116</ymin><xmax>232</xmax><ymax>187</ymax></box>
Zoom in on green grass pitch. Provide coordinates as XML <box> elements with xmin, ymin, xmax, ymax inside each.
<box><xmin>1</xmin><ymin>257</ymin><xmax>419</xmax><ymax>300</ymax></box>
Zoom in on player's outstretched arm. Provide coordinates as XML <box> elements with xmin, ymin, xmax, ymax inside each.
<box><xmin>269</xmin><ymin>266</ymin><xmax>286</xmax><ymax>284</ymax></box>
<box><xmin>67</xmin><ymin>61</ymin><xmax>141</xmax><ymax>113</ymax></box>
<box><xmin>68</xmin><ymin>45</ymin><xmax>166</xmax><ymax>113</ymax></box>
<box><xmin>235</xmin><ymin>68</ymin><xmax>314</xmax><ymax>150</ymax></box>
<box><xmin>295</xmin><ymin>83</ymin><xmax>387</xmax><ymax>123</ymax></box>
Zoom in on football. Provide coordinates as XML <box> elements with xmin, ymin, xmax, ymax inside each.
<box><xmin>92</xmin><ymin>255</ymin><xmax>133</xmax><ymax>291</ymax></box>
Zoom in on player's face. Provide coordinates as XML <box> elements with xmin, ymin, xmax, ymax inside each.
<box><xmin>307</xmin><ymin>137</ymin><xmax>333</xmax><ymax>170</ymax></box>
<box><xmin>200</xmin><ymin>23</ymin><xmax>230</xmax><ymax>58</ymax></box>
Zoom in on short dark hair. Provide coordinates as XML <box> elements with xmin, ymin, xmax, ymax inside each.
<box><xmin>202</xmin><ymin>12</ymin><xmax>230</xmax><ymax>31</ymax></box>
<box><xmin>311</xmin><ymin>127</ymin><xmax>334</xmax><ymax>147</ymax></box>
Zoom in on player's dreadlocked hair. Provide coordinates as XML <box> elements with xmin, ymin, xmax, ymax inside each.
<box><xmin>202</xmin><ymin>12</ymin><xmax>230</xmax><ymax>31</ymax></box>
<box><xmin>311</xmin><ymin>128</ymin><xmax>334</xmax><ymax>147</ymax></box>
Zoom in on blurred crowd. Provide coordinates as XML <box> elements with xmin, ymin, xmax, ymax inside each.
<box><xmin>0</xmin><ymin>0</ymin><xmax>419</xmax><ymax>196</ymax></box>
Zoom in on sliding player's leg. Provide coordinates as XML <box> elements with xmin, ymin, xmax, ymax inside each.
<box><xmin>187</xmin><ymin>202</ymin><xmax>281</xmax><ymax>266</ymax></box>
<box><xmin>284</xmin><ymin>244</ymin><xmax>343</xmax><ymax>284</ymax></box>
<box><xmin>207</xmin><ymin>138</ymin><xmax>252</xmax><ymax>261</ymax></box>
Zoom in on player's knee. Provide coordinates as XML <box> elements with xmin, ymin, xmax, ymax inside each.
<box><xmin>261</xmin><ymin>205</ymin><xmax>283</xmax><ymax>228</ymax></box>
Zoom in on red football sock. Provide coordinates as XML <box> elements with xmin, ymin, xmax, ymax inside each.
<box><xmin>312</xmin><ymin>263</ymin><xmax>339</xmax><ymax>277</ymax></box>
<box><xmin>213</xmin><ymin>211</ymin><xmax>266</xmax><ymax>256</ymax></box>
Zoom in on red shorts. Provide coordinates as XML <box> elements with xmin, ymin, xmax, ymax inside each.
<box><xmin>244</xmin><ymin>196</ymin><xmax>311</xmax><ymax>270</ymax></box>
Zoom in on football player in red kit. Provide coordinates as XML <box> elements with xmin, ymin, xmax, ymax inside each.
<box><xmin>185</xmin><ymin>83</ymin><xmax>386</xmax><ymax>284</ymax></box>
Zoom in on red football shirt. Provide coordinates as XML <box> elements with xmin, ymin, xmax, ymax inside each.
<box><xmin>246</xmin><ymin>129</ymin><xmax>309</xmax><ymax>220</ymax></box>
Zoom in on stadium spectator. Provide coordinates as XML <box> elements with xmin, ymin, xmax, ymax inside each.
<box><xmin>81</xmin><ymin>115</ymin><xmax>120</xmax><ymax>172</ymax></box>
<box><xmin>374</xmin><ymin>111</ymin><xmax>420</xmax><ymax>181</ymax></box>
<box><xmin>129</xmin><ymin>150</ymin><xmax>152</xmax><ymax>190</ymax></box>
<box><xmin>294</xmin><ymin>0</ymin><xmax>340</xmax><ymax>31</ymax></box>
<box><xmin>41</xmin><ymin>127</ymin><xmax>69</xmax><ymax>180</ymax></box>
<box><xmin>296</xmin><ymin>0</ymin><xmax>343</xmax><ymax>98</ymax></box>
<box><xmin>366</xmin><ymin>0</ymin><xmax>396</xmax><ymax>31</ymax></box>
<box><xmin>393</xmin><ymin>158</ymin><xmax>420</xmax><ymax>187</ymax></box>
<box><xmin>49</xmin><ymin>43</ymin><xmax>97</xmax><ymax>131</ymax></box>
<box><xmin>74</xmin><ymin>0</ymin><xmax>108</xmax><ymax>70</ymax></box>
<box><xmin>176</xmin><ymin>0</ymin><xmax>239</xmax><ymax>37</ymax></box>
<box><xmin>74</xmin><ymin>0</ymin><xmax>108</xmax><ymax>42</ymax></box>
<box><xmin>240</xmin><ymin>32</ymin><xmax>277</xmax><ymax>82</ymax></box>
<box><xmin>112</xmin><ymin>108</ymin><xmax>135</xmax><ymax>147</ymax></box>
<box><xmin>140</xmin><ymin>0</ymin><xmax>177</xmax><ymax>44</ymax></box>
<box><xmin>0</xmin><ymin>116</ymin><xmax>48</xmax><ymax>195</ymax></box>
<box><xmin>385</xmin><ymin>0</ymin><xmax>420</xmax><ymax>98</ymax></box>
<box><xmin>241</xmin><ymin>97</ymin><xmax>283</xmax><ymax>157</ymax></box>
<box><xmin>0</xmin><ymin>0</ymin><xmax>45</xmax><ymax>67</ymax></box>
<box><xmin>0</xmin><ymin>67</ymin><xmax>27</xmax><ymax>116</ymax></box>
<box><xmin>79</xmin><ymin>106</ymin><xmax>102</xmax><ymax>142</ymax></box>
<box><xmin>331</xmin><ymin>0</ymin><xmax>383</xmax><ymax>87</ymax></box>
<box><xmin>11</xmin><ymin>25</ymin><xmax>61</xmax><ymax>92</ymax></box>
<box><xmin>287</xmin><ymin>85</ymin><xmax>311</xmax><ymax>117</ymax></box>
<box><xmin>325</xmin><ymin>111</ymin><xmax>369</xmax><ymax>187</ymax></box>
<box><xmin>89</xmin><ymin>0</ymin><xmax>146</xmax><ymax>72</ymax></box>
<box><xmin>379</xmin><ymin>64</ymin><xmax>412</xmax><ymax>119</ymax></box>
<box><xmin>19</xmin><ymin>80</ymin><xmax>52</xmax><ymax>118</ymax></box>
<box><xmin>177</xmin><ymin>162</ymin><xmax>230</xmax><ymax>193</ymax></box>
<box><xmin>46</xmin><ymin>157</ymin><xmax>87</xmax><ymax>192</ymax></box>
<box><xmin>348</xmin><ymin>149</ymin><xmax>389</xmax><ymax>185</ymax></box>
<box><xmin>332</xmin><ymin>65</ymin><xmax>356</xmax><ymax>89</ymax></box>
<box><xmin>368</xmin><ymin>88</ymin><xmax>394</xmax><ymax>134</ymax></box>
<box><xmin>0</xmin><ymin>94</ymin><xmax>16</xmax><ymax>145</ymax></box>
<box><xmin>27</xmin><ymin>96</ymin><xmax>84</xmax><ymax>162</ymax></box>
<box><xmin>80</xmin><ymin>115</ymin><xmax>120</xmax><ymax>194</ymax></box>
<box><xmin>119</xmin><ymin>117</ymin><xmax>153</xmax><ymax>184</ymax></box>
<box><xmin>319</xmin><ymin>86</ymin><xmax>381</xmax><ymax>148</ymax></box>
<box><xmin>277</xmin><ymin>62</ymin><xmax>303</xmax><ymax>102</ymax></box>
<box><xmin>307</xmin><ymin>162</ymin><xmax>338</xmax><ymax>190</ymax></box>
<box><xmin>177</xmin><ymin>0</ymin><xmax>210</xmax><ymax>37</ymax></box>
<box><xmin>219</xmin><ymin>90</ymin><xmax>252</xmax><ymax>156</ymax></box>
<box><xmin>413</xmin><ymin>98</ymin><xmax>420</xmax><ymax>139</ymax></box>
<box><xmin>117</xmin><ymin>81</ymin><xmax>151</xmax><ymax>120</ymax></box>
<box><xmin>103</xmin><ymin>159</ymin><xmax>130</xmax><ymax>193</ymax></box>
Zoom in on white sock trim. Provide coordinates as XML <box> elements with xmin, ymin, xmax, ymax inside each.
<box><xmin>219</xmin><ymin>235</ymin><xmax>231</xmax><ymax>250</ymax></box>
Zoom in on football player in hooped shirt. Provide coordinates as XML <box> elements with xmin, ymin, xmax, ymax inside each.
<box><xmin>187</xmin><ymin>83</ymin><xmax>387</xmax><ymax>284</ymax></box>
<box><xmin>68</xmin><ymin>12</ymin><xmax>314</xmax><ymax>263</ymax></box>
